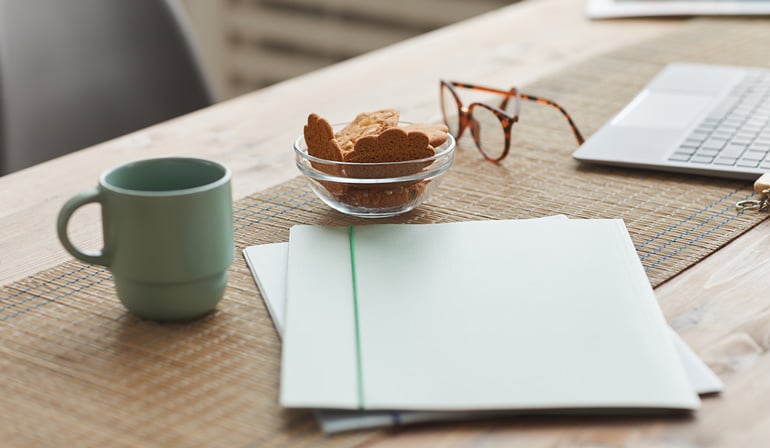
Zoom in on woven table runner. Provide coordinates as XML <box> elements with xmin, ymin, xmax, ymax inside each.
<box><xmin>2</xmin><ymin>18</ymin><xmax>769</xmax><ymax>448</ymax></box>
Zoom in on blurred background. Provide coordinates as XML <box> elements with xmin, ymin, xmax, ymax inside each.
<box><xmin>182</xmin><ymin>0</ymin><xmax>512</xmax><ymax>100</ymax></box>
<box><xmin>0</xmin><ymin>0</ymin><xmax>511</xmax><ymax>175</ymax></box>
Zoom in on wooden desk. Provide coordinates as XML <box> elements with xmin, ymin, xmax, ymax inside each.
<box><xmin>3</xmin><ymin>0</ymin><xmax>770</xmax><ymax>446</ymax></box>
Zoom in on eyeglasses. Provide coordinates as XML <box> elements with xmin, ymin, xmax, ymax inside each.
<box><xmin>440</xmin><ymin>80</ymin><xmax>585</xmax><ymax>162</ymax></box>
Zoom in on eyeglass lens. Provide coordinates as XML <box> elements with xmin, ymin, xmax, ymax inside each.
<box><xmin>441</xmin><ymin>83</ymin><xmax>508</xmax><ymax>161</ymax></box>
<box><xmin>469</xmin><ymin>105</ymin><xmax>506</xmax><ymax>161</ymax></box>
<box><xmin>440</xmin><ymin>85</ymin><xmax>461</xmax><ymax>136</ymax></box>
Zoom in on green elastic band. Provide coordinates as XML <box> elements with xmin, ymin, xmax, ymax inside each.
<box><xmin>348</xmin><ymin>225</ymin><xmax>365</xmax><ymax>410</ymax></box>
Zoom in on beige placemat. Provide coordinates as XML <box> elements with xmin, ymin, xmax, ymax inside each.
<box><xmin>2</xmin><ymin>18</ymin><xmax>769</xmax><ymax>447</ymax></box>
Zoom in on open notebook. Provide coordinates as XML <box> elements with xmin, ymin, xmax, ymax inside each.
<box><xmin>273</xmin><ymin>218</ymin><xmax>701</xmax><ymax>413</ymax></box>
<box><xmin>244</xmin><ymin>227</ymin><xmax>721</xmax><ymax>432</ymax></box>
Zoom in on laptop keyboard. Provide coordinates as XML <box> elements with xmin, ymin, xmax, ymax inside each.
<box><xmin>669</xmin><ymin>69</ymin><xmax>770</xmax><ymax>170</ymax></box>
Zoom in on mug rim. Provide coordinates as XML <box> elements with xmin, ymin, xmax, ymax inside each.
<box><xmin>99</xmin><ymin>157</ymin><xmax>231</xmax><ymax>197</ymax></box>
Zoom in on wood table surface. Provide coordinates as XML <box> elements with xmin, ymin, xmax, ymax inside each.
<box><xmin>3</xmin><ymin>0</ymin><xmax>770</xmax><ymax>446</ymax></box>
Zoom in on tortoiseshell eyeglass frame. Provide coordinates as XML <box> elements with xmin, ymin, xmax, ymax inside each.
<box><xmin>440</xmin><ymin>80</ymin><xmax>585</xmax><ymax>163</ymax></box>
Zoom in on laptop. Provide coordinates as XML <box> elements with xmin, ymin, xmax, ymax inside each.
<box><xmin>572</xmin><ymin>62</ymin><xmax>770</xmax><ymax>180</ymax></box>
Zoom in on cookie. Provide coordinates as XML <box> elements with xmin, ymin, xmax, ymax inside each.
<box><xmin>346</xmin><ymin>128</ymin><xmax>434</xmax><ymax>162</ymax></box>
<box><xmin>304</xmin><ymin>113</ymin><xmax>344</xmax><ymax>162</ymax></box>
<box><xmin>402</xmin><ymin>123</ymin><xmax>450</xmax><ymax>147</ymax></box>
<box><xmin>303</xmin><ymin>113</ymin><xmax>346</xmax><ymax>195</ymax></box>
<box><xmin>342</xmin><ymin>128</ymin><xmax>434</xmax><ymax>179</ymax></box>
<box><xmin>335</xmin><ymin>109</ymin><xmax>400</xmax><ymax>154</ymax></box>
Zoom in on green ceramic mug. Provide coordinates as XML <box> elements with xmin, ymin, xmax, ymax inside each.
<box><xmin>57</xmin><ymin>157</ymin><xmax>234</xmax><ymax>321</ymax></box>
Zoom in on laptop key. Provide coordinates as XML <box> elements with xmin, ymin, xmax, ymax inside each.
<box><xmin>695</xmin><ymin>148</ymin><xmax>720</xmax><ymax>157</ymax></box>
<box><xmin>714</xmin><ymin>157</ymin><xmax>737</xmax><ymax>166</ymax></box>
<box><xmin>731</xmin><ymin>136</ymin><xmax>754</xmax><ymax>145</ymax></box>
<box><xmin>702</xmin><ymin>138</ymin><xmax>728</xmax><ymax>150</ymax></box>
<box><xmin>721</xmin><ymin>143</ymin><xmax>748</xmax><ymax>158</ymax></box>
<box><xmin>736</xmin><ymin>159</ymin><xmax>760</xmax><ymax>168</ymax></box>
<box><xmin>717</xmin><ymin>123</ymin><xmax>739</xmax><ymax>131</ymax></box>
<box><xmin>669</xmin><ymin>153</ymin><xmax>692</xmax><ymax>162</ymax></box>
<box><xmin>738</xmin><ymin>128</ymin><xmax>759</xmax><ymax>136</ymax></box>
<box><xmin>691</xmin><ymin>155</ymin><xmax>715</xmax><ymax>164</ymax></box>
<box><xmin>743</xmin><ymin>150</ymin><xmax>766</xmax><ymax>161</ymax></box>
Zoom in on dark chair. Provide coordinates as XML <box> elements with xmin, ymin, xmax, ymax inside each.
<box><xmin>0</xmin><ymin>0</ymin><xmax>213</xmax><ymax>175</ymax></box>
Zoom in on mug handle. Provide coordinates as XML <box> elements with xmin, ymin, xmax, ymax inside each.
<box><xmin>57</xmin><ymin>188</ymin><xmax>111</xmax><ymax>267</ymax></box>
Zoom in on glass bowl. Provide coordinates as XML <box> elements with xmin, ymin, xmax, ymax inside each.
<box><xmin>294</xmin><ymin>125</ymin><xmax>456</xmax><ymax>218</ymax></box>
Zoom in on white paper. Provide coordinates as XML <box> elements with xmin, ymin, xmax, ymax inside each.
<box><xmin>671</xmin><ymin>327</ymin><xmax>723</xmax><ymax>395</ymax></box>
<box><xmin>243</xmin><ymin>218</ymin><xmax>721</xmax><ymax>432</ymax></box>
<box><xmin>278</xmin><ymin>219</ymin><xmax>700</xmax><ymax>411</ymax></box>
<box><xmin>245</xmin><ymin>242</ymin><xmax>288</xmax><ymax>335</ymax></box>
<box><xmin>244</xmin><ymin>242</ymin><xmax>722</xmax><ymax>399</ymax></box>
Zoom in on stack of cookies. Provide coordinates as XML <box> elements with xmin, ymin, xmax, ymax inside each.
<box><xmin>302</xmin><ymin>109</ymin><xmax>450</xmax><ymax>209</ymax></box>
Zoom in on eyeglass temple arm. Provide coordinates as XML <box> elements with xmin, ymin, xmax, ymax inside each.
<box><xmin>498</xmin><ymin>88</ymin><xmax>518</xmax><ymax>111</ymax></box>
<box><xmin>520</xmin><ymin>94</ymin><xmax>585</xmax><ymax>145</ymax></box>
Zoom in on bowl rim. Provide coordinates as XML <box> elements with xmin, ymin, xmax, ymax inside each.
<box><xmin>293</xmin><ymin>122</ymin><xmax>456</xmax><ymax>167</ymax></box>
